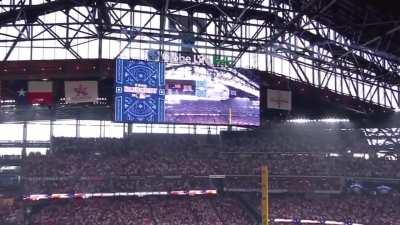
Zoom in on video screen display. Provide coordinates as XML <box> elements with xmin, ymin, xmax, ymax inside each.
<box><xmin>115</xmin><ymin>59</ymin><xmax>260</xmax><ymax>126</ymax></box>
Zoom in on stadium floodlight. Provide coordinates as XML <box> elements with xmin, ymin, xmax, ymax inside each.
<box><xmin>320</xmin><ymin>118</ymin><xmax>350</xmax><ymax>123</ymax></box>
<box><xmin>288</xmin><ymin>118</ymin><xmax>310</xmax><ymax>123</ymax></box>
<box><xmin>288</xmin><ymin>118</ymin><xmax>349</xmax><ymax>123</ymax></box>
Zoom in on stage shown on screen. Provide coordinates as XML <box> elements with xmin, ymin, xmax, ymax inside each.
<box><xmin>115</xmin><ymin>59</ymin><xmax>260</xmax><ymax>126</ymax></box>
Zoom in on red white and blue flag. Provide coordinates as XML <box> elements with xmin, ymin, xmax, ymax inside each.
<box><xmin>27</xmin><ymin>81</ymin><xmax>53</xmax><ymax>105</ymax></box>
<box><xmin>65</xmin><ymin>81</ymin><xmax>98</xmax><ymax>104</ymax></box>
<box><xmin>6</xmin><ymin>80</ymin><xmax>53</xmax><ymax>105</ymax></box>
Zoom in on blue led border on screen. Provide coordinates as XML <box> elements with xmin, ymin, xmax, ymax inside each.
<box><xmin>114</xmin><ymin>59</ymin><xmax>166</xmax><ymax>123</ymax></box>
<box><xmin>114</xmin><ymin>59</ymin><xmax>123</xmax><ymax>122</ymax></box>
<box><xmin>114</xmin><ymin>59</ymin><xmax>260</xmax><ymax>127</ymax></box>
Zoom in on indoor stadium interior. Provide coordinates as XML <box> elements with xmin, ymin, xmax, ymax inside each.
<box><xmin>1</xmin><ymin>0</ymin><xmax>400</xmax><ymax>224</ymax></box>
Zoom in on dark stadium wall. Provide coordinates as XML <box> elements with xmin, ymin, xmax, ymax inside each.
<box><xmin>0</xmin><ymin>59</ymin><xmax>114</xmax><ymax>80</ymax></box>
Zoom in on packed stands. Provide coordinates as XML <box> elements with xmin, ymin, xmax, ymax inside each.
<box><xmin>243</xmin><ymin>193</ymin><xmax>400</xmax><ymax>225</ymax></box>
<box><xmin>0</xmin><ymin>201</ymin><xmax>23</xmax><ymax>225</ymax></box>
<box><xmin>25</xmin><ymin>193</ymin><xmax>400</xmax><ymax>225</ymax></box>
<box><xmin>19</xmin><ymin>128</ymin><xmax>400</xmax><ymax>225</ymax></box>
<box><xmin>21</xmin><ymin>131</ymin><xmax>399</xmax><ymax>194</ymax></box>
<box><xmin>30</xmin><ymin>196</ymin><xmax>253</xmax><ymax>225</ymax></box>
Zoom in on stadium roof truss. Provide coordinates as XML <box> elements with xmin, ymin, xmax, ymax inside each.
<box><xmin>1</xmin><ymin>0</ymin><xmax>400</xmax><ymax>109</ymax></box>
<box><xmin>363</xmin><ymin>128</ymin><xmax>400</xmax><ymax>158</ymax></box>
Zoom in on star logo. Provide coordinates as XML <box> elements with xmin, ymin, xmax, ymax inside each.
<box><xmin>74</xmin><ymin>85</ymin><xmax>88</xmax><ymax>97</ymax></box>
<box><xmin>17</xmin><ymin>89</ymin><xmax>26</xmax><ymax>97</ymax></box>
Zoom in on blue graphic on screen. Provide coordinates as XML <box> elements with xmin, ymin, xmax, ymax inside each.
<box><xmin>115</xmin><ymin>59</ymin><xmax>260</xmax><ymax>126</ymax></box>
<box><xmin>115</xmin><ymin>59</ymin><xmax>165</xmax><ymax>123</ymax></box>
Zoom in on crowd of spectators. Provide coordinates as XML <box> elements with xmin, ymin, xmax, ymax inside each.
<box><xmin>12</xmin><ymin>127</ymin><xmax>400</xmax><ymax>225</ymax></box>
<box><xmin>23</xmin><ymin>176</ymin><xmax>346</xmax><ymax>194</ymax></box>
<box><xmin>23</xmin><ymin>151</ymin><xmax>400</xmax><ymax>179</ymax></box>
<box><xmin>31</xmin><ymin>198</ymin><xmax>154</xmax><ymax>225</ymax></box>
<box><xmin>0</xmin><ymin>202</ymin><xmax>23</xmax><ymax>225</ymax></box>
<box><xmin>25</xmin><ymin>134</ymin><xmax>399</xmax><ymax>178</ymax></box>
<box><xmin>224</xmin><ymin>176</ymin><xmax>343</xmax><ymax>192</ymax></box>
<box><xmin>21</xmin><ymin>133</ymin><xmax>400</xmax><ymax>194</ymax></box>
<box><xmin>221</xmin><ymin>125</ymin><xmax>370</xmax><ymax>153</ymax></box>
<box><xmin>244</xmin><ymin>193</ymin><xmax>400</xmax><ymax>225</ymax></box>
<box><xmin>30</xmin><ymin>196</ymin><xmax>253</xmax><ymax>225</ymax></box>
<box><xmin>27</xmin><ymin>193</ymin><xmax>400</xmax><ymax>225</ymax></box>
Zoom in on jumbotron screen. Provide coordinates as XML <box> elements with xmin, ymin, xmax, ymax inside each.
<box><xmin>114</xmin><ymin>58</ymin><xmax>260</xmax><ymax>126</ymax></box>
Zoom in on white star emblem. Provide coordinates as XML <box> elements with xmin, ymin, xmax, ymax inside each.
<box><xmin>17</xmin><ymin>89</ymin><xmax>26</xmax><ymax>97</ymax></box>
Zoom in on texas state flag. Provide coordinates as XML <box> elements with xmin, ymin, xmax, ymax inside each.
<box><xmin>27</xmin><ymin>81</ymin><xmax>53</xmax><ymax>105</ymax></box>
<box><xmin>10</xmin><ymin>80</ymin><xmax>53</xmax><ymax>105</ymax></box>
<box><xmin>10</xmin><ymin>80</ymin><xmax>28</xmax><ymax>105</ymax></box>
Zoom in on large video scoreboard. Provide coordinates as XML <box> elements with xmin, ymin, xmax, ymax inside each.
<box><xmin>115</xmin><ymin>58</ymin><xmax>260</xmax><ymax>126</ymax></box>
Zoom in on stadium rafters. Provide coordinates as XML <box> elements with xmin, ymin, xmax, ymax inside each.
<box><xmin>363</xmin><ymin>127</ymin><xmax>400</xmax><ymax>158</ymax></box>
<box><xmin>1</xmin><ymin>0</ymin><xmax>400</xmax><ymax>109</ymax></box>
